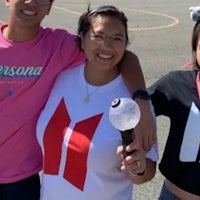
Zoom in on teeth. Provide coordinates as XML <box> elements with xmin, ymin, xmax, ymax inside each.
<box><xmin>98</xmin><ymin>54</ymin><xmax>112</xmax><ymax>59</ymax></box>
<box><xmin>22</xmin><ymin>10</ymin><xmax>35</xmax><ymax>16</ymax></box>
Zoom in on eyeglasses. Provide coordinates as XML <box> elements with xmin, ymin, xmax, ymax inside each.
<box><xmin>25</xmin><ymin>0</ymin><xmax>51</xmax><ymax>6</ymax></box>
<box><xmin>88</xmin><ymin>32</ymin><xmax>126</xmax><ymax>46</ymax></box>
<box><xmin>36</xmin><ymin>0</ymin><xmax>51</xmax><ymax>5</ymax></box>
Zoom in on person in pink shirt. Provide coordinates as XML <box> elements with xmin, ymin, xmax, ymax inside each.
<box><xmin>0</xmin><ymin>0</ymin><xmax>156</xmax><ymax>199</ymax></box>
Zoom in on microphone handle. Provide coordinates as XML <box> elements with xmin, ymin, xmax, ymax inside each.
<box><xmin>120</xmin><ymin>129</ymin><xmax>134</xmax><ymax>157</ymax></box>
<box><xmin>120</xmin><ymin>129</ymin><xmax>145</xmax><ymax>176</ymax></box>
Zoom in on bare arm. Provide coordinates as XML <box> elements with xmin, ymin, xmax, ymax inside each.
<box><xmin>119</xmin><ymin>50</ymin><xmax>146</xmax><ymax>92</ymax></box>
<box><xmin>119</xmin><ymin>50</ymin><xmax>157</xmax><ymax>150</ymax></box>
<box><xmin>130</xmin><ymin>158</ymin><xmax>156</xmax><ymax>185</ymax></box>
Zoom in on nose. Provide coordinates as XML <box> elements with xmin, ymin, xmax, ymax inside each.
<box><xmin>100</xmin><ymin>37</ymin><xmax>113</xmax><ymax>48</ymax></box>
<box><xmin>104</xmin><ymin>37</ymin><xmax>113</xmax><ymax>44</ymax></box>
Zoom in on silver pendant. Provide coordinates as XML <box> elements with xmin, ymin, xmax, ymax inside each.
<box><xmin>84</xmin><ymin>96</ymin><xmax>90</xmax><ymax>103</ymax></box>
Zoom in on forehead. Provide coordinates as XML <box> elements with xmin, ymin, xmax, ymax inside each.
<box><xmin>90</xmin><ymin>15</ymin><xmax>126</xmax><ymax>34</ymax></box>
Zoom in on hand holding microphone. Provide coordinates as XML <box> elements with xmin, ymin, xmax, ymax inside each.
<box><xmin>109</xmin><ymin>97</ymin><xmax>146</xmax><ymax>176</ymax></box>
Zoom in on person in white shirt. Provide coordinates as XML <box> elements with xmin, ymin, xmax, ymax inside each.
<box><xmin>37</xmin><ymin>5</ymin><xmax>158</xmax><ymax>200</ymax></box>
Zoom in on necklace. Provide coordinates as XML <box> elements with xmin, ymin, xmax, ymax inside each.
<box><xmin>84</xmin><ymin>82</ymin><xmax>99</xmax><ymax>103</ymax></box>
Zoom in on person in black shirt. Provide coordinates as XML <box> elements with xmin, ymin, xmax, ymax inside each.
<box><xmin>148</xmin><ymin>6</ymin><xmax>200</xmax><ymax>200</ymax></box>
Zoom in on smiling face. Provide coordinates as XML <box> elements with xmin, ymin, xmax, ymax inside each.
<box><xmin>81</xmin><ymin>14</ymin><xmax>127</xmax><ymax>72</ymax></box>
<box><xmin>5</xmin><ymin>0</ymin><xmax>52</xmax><ymax>29</ymax></box>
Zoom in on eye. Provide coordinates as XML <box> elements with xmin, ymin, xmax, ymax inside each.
<box><xmin>113</xmin><ymin>37</ymin><xmax>124</xmax><ymax>41</ymax></box>
<box><xmin>93</xmin><ymin>35</ymin><xmax>104</xmax><ymax>41</ymax></box>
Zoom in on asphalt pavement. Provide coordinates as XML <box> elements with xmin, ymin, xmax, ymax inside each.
<box><xmin>1</xmin><ymin>0</ymin><xmax>200</xmax><ymax>199</ymax></box>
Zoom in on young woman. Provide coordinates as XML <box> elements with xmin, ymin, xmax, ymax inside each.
<box><xmin>37</xmin><ymin>5</ymin><xmax>158</xmax><ymax>200</ymax></box>
<box><xmin>148</xmin><ymin>6</ymin><xmax>200</xmax><ymax>200</ymax></box>
<box><xmin>0</xmin><ymin>0</ymin><xmax>155</xmax><ymax>199</ymax></box>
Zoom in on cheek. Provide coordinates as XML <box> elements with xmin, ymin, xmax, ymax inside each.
<box><xmin>196</xmin><ymin>49</ymin><xmax>200</xmax><ymax>63</ymax></box>
<box><xmin>81</xmin><ymin>39</ymin><xmax>89</xmax><ymax>52</ymax></box>
<box><xmin>82</xmin><ymin>40</ymin><xmax>96</xmax><ymax>53</ymax></box>
<box><xmin>197</xmin><ymin>58</ymin><xmax>200</xmax><ymax>66</ymax></box>
<box><xmin>81</xmin><ymin>42</ymin><xmax>95</xmax><ymax>60</ymax></box>
<box><xmin>116</xmin><ymin>46</ymin><xmax>126</xmax><ymax>57</ymax></box>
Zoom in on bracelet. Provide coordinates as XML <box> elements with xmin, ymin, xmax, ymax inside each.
<box><xmin>132</xmin><ymin>89</ymin><xmax>150</xmax><ymax>100</ymax></box>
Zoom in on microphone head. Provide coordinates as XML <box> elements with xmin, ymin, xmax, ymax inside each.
<box><xmin>109</xmin><ymin>97</ymin><xmax>141</xmax><ymax>131</ymax></box>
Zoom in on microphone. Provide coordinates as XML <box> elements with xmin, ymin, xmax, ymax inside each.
<box><xmin>109</xmin><ymin>98</ymin><xmax>141</xmax><ymax>157</ymax></box>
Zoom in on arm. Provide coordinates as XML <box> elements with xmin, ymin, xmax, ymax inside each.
<box><xmin>119</xmin><ymin>50</ymin><xmax>157</xmax><ymax>150</ymax></box>
<box><xmin>132</xmin><ymin>158</ymin><xmax>156</xmax><ymax>185</ymax></box>
<box><xmin>131</xmin><ymin>158</ymin><xmax>156</xmax><ymax>184</ymax></box>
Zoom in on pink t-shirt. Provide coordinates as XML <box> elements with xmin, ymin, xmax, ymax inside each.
<box><xmin>0</xmin><ymin>24</ymin><xmax>85</xmax><ymax>183</ymax></box>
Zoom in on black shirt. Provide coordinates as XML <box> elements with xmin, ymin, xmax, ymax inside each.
<box><xmin>148</xmin><ymin>70</ymin><xmax>200</xmax><ymax>196</ymax></box>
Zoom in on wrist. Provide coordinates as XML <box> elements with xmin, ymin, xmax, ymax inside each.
<box><xmin>132</xmin><ymin>89</ymin><xmax>150</xmax><ymax>101</ymax></box>
<box><xmin>137</xmin><ymin>170</ymin><xmax>145</xmax><ymax>176</ymax></box>
<box><xmin>128</xmin><ymin>170</ymin><xmax>145</xmax><ymax>177</ymax></box>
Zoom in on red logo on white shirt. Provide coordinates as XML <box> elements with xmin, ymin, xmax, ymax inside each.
<box><xmin>43</xmin><ymin>98</ymin><xmax>103</xmax><ymax>190</ymax></box>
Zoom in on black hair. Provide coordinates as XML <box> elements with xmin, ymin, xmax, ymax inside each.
<box><xmin>77</xmin><ymin>5</ymin><xmax>129</xmax><ymax>49</ymax></box>
<box><xmin>192</xmin><ymin>20</ymin><xmax>200</xmax><ymax>69</ymax></box>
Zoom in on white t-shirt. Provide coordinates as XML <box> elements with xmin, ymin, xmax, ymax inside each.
<box><xmin>37</xmin><ymin>64</ymin><xmax>158</xmax><ymax>200</ymax></box>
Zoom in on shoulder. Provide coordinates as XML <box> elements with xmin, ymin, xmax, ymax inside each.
<box><xmin>39</xmin><ymin>27</ymin><xmax>82</xmax><ymax>60</ymax></box>
<box><xmin>56</xmin><ymin>63</ymin><xmax>84</xmax><ymax>81</ymax></box>
<box><xmin>167</xmin><ymin>70</ymin><xmax>196</xmax><ymax>80</ymax></box>
<box><xmin>148</xmin><ymin>70</ymin><xmax>196</xmax><ymax>98</ymax></box>
<box><xmin>153</xmin><ymin>70</ymin><xmax>195</xmax><ymax>87</ymax></box>
<box><xmin>40</xmin><ymin>27</ymin><xmax>79</xmax><ymax>41</ymax></box>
